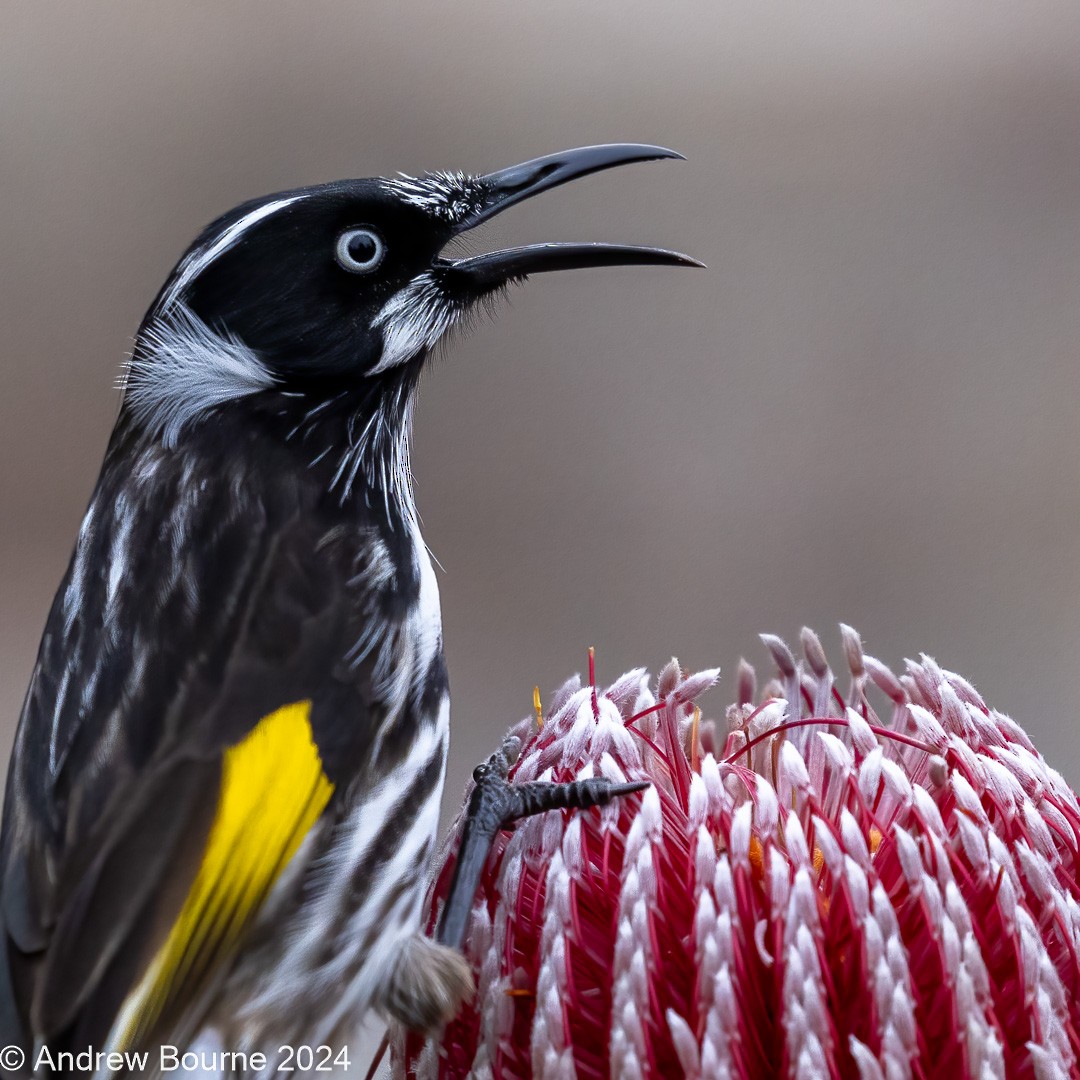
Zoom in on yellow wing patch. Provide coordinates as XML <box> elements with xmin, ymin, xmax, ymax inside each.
<box><xmin>116</xmin><ymin>701</ymin><xmax>334</xmax><ymax>1048</ymax></box>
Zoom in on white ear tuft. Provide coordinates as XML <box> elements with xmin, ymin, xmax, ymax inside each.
<box><xmin>124</xmin><ymin>304</ymin><xmax>276</xmax><ymax>447</ymax></box>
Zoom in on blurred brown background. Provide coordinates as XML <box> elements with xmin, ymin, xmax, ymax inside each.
<box><xmin>3</xmin><ymin>2</ymin><xmax>1080</xmax><ymax>813</ymax></box>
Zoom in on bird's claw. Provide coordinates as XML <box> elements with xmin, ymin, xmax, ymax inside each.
<box><xmin>436</xmin><ymin>739</ymin><xmax>649</xmax><ymax>950</ymax></box>
<box><xmin>471</xmin><ymin>734</ymin><xmax>522</xmax><ymax>785</ymax></box>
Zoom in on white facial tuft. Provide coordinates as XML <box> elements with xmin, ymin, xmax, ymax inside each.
<box><xmin>123</xmin><ymin>303</ymin><xmax>277</xmax><ymax>448</ymax></box>
<box><xmin>124</xmin><ymin>195</ymin><xmax>307</xmax><ymax>445</ymax></box>
<box><xmin>369</xmin><ymin>272</ymin><xmax>461</xmax><ymax>373</ymax></box>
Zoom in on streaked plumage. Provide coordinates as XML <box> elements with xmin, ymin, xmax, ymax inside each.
<box><xmin>0</xmin><ymin>144</ymin><xmax>697</xmax><ymax>1072</ymax></box>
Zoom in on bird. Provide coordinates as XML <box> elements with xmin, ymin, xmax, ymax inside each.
<box><xmin>0</xmin><ymin>143</ymin><xmax>699</xmax><ymax>1072</ymax></box>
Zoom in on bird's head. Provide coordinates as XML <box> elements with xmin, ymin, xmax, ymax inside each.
<box><xmin>125</xmin><ymin>144</ymin><xmax>700</xmax><ymax>448</ymax></box>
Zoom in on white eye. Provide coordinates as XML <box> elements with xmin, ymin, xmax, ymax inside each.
<box><xmin>335</xmin><ymin>227</ymin><xmax>385</xmax><ymax>273</ymax></box>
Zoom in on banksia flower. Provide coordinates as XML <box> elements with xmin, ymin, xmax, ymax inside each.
<box><xmin>393</xmin><ymin>628</ymin><xmax>1080</xmax><ymax>1078</ymax></box>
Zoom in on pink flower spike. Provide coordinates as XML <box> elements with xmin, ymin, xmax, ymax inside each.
<box><xmin>392</xmin><ymin>631</ymin><xmax>1080</xmax><ymax>1079</ymax></box>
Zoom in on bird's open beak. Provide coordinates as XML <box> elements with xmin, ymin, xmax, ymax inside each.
<box><xmin>443</xmin><ymin>144</ymin><xmax>704</xmax><ymax>287</ymax></box>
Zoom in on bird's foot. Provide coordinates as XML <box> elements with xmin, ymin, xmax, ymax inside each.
<box><xmin>436</xmin><ymin>735</ymin><xmax>649</xmax><ymax>949</ymax></box>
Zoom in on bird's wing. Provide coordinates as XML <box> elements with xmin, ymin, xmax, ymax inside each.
<box><xmin>0</xmin><ymin>432</ymin><xmax>399</xmax><ymax>1057</ymax></box>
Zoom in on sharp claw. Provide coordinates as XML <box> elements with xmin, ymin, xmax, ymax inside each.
<box><xmin>472</xmin><ymin>735</ymin><xmax>522</xmax><ymax>784</ymax></box>
<box><xmin>500</xmin><ymin>734</ymin><xmax>523</xmax><ymax>769</ymax></box>
<box><xmin>609</xmin><ymin>780</ymin><xmax>652</xmax><ymax>798</ymax></box>
<box><xmin>437</xmin><ymin>748</ymin><xmax>648</xmax><ymax>950</ymax></box>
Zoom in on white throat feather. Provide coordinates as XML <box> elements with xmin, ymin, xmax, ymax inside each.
<box><xmin>370</xmin><ymin>272</ymin><xmax>462</xmax><ymax>374</ymax></box>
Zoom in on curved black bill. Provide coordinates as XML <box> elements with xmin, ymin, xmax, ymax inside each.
<box><xmin>448</xmin><ymin>242</ymin><xmax>704</xmax><ymax>287</ymax></box>
<box><xmin>448</xmin><ymin>143</ymin><xmax>701</xmax><ymax>283</ymax></box>
<box><xmin>460</xmin><ymin>143</ymin><xmax>685</xmax><ymax>231</ymax></box>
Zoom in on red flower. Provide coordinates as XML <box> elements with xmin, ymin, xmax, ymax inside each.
<box><xmin>393</xmin><ymin>628</ymin><xmax>1080</xmax><ymax>1079</ymax></box>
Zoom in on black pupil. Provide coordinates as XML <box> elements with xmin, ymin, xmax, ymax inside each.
<box><xmin>347</xmin><ymin>231</ymin><xmax>377</xmax><ymax>265</ymax></box>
